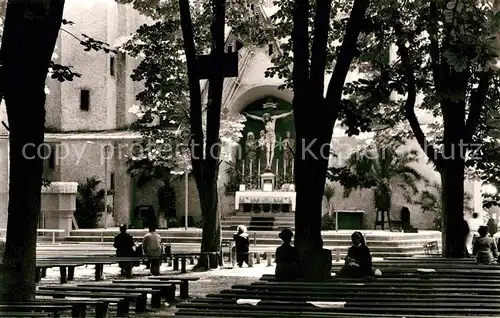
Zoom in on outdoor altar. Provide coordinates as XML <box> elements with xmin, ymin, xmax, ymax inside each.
<box><xmin>234</xmin><ymin>99</ymin><xmax>296</xmax><ymax>213</ymax></box>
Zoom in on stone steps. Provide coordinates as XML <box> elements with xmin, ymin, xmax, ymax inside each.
<box><xmin>64</xmin><ymin>235</ymin><xmax>439</xmax><ymax>249</ymax></box>
<box><xmin>40</xmin><ymin>242</ymin><xmax>431</xmax><ymax>258</ymax></box>
<box><xmin>68</xmin><ymin>229</ymin><xmax>440</xmax><ymax>240</ymax></box>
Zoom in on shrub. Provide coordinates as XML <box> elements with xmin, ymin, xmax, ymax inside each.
<box><xmin>321</xmin><ymin>213</ymin><xmax>336</xmax><ymax>230</ymax></box>
<box><xmin>75</xmin><ymin>177</ymin><xmax>105</xmax><ymax>228</ymax></box>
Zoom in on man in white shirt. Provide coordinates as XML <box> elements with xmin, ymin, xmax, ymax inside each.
<box><xmin>467</xmin><ymin>213</ymin><xmax>483</xmax><ymax>255</ymax></box>
<box><xmin>143</xmin><ymin>226</ymin><xmax>162</xmax><ymax>275</ymax></box>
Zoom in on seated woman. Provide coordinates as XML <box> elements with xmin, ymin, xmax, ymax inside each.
<box><xmin>275</xmin><ymin>228</ymin><xmax>300</xmax><ymax>281</ymax></box>
<box><xmin>339</xmin><ymin>231</ymin><xmax>374</xmax><ymax>278</ymax></box>
<box><xmin>473</xmin><ymin>225</ymin><xmax>498</xmax><ymax>265</ymax></box>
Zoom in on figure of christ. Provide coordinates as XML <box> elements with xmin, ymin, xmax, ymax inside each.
<box><xmin>245</xmin><ymin>110</ymin><xmax>294</xmax><ymax>170</ymax></box>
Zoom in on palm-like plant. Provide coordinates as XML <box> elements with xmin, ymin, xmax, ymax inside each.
<box><xmin>75</xmin><ymin>177</ymin><xmax>105</xmax><ymax>229</ymax></box>
<box><xmin>323</xmin><ymin>184</ymin><xmax>336</xmax><ymax>215</ymax></box>
<box><xmin>344</xmin><ymin>146</ymin><xmax>425</xmax><ymax>212</ymax></box>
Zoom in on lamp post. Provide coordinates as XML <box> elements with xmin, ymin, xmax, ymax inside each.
<box><xmin>103</xmin><ymin>145</ymin><xmax>110</xmax><ymax>230</ymax></box>
<box><xmin>185</xmin><ymin>170</ymin><xmax>189</xmax><ymax>230</ymax></box>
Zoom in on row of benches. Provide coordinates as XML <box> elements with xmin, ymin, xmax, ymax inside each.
<box><xmin>37</xmin><ymin>252</ymin><xmax>220</xmax><ymax>284</ymax></box>
<box><xmin>173</xmin><ymin>256</ymin><xmax>500</xmax><ymax>317</ymax></box>
<box><xmin>0</xmin><ymin>275</ymin><xmax>200</xmax><ymax>317</ymax></box>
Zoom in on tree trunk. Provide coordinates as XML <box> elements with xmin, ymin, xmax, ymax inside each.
<box><xmin>180</xmin><ymin>0</ymin><xmax>226</xmax><ymax>270</ymax></box>
<box><xmin>197</xmin><ymin>177</ymin><xmax>221</xmax><ymax>269</ymax></box>
<box><xmin>0</xmin><ymin>0</ymin><xmax>65</xmax><ymax>301</ymax></box>
<box><xmin>441</xmin><ymin>155</ymin><xmax>466</xmax><ymax>258</ymax></box>
<box><xmin>294</xmin><ymin>133</ymin><xmax>332</xmax><ymax>281</ymax></box>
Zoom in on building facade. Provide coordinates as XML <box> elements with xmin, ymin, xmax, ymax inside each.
<box><xmin>0</xmin><ymin>0</ymin><xmax>489</xmax><ymax>230</ymax></box>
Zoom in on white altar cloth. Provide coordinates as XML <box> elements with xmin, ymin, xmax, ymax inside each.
<box><xmin>235</xmin><ymin>191</ymin><xmax>296</xmax><ymax>211</ymax></box>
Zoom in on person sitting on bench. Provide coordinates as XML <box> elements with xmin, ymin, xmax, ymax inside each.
<box><xmin>113</xmin><ymin>224</ymin><xmax>135</xmax><ymax>277</ymax></box>
<box><xmin>143</xmin><ymin>226</ymin><xmax>163</xmax><ymax>275</ymax></box>
<box><xmin>233</xmin><ymin>225</ymin><xmax>250</xmax><ymax>268</ymax></box>
<box><xmin>339</xmin><ymin>231</ymin><xmax>375</xmax><ymax>278</ymax></box>
<box><xmin>473</xmin><ymin>225</ymin><xmax>498</xmax><ymax>265</ymax></box>
<box><xmin>275</xmin><ymin>228</ymin><xmax>300</xmax><ymax>281</ymax></box>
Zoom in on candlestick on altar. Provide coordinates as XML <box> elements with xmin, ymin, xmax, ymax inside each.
<box><xmin>291</xmin><ymin>161</ymin><xmax>294</xmax><ymax>179</ymax></box>
<box><xmin>283</xmin><ymin>160</ymin><xmax>286</xmax><ymax>176</ymax></box>
<box><xmin>257</xmin><ymin>159</ymin><xmax>260</xmax><ymax>176</ymax></box>
<box><xmin>242</xmin><ymin>160</ymin><xmax>245</xmax><ymax>180</ymax></box>
<box><xmin>276</xmin><ymin>159</ymin><xmax>279</xmax><ymax>176</ymax></box>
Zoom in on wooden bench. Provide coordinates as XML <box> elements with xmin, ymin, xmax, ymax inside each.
<box><xmin>0</xmin><ymin>303</ymin><xmax>72</xmax><ymax>317</ymax></box>
<box><xmin>145</xmin><ymin>276</ymin><xmax>200</xmax><ymax>298</ymax></box>
<box><xmin>3</xmin><ymin>299</ymin><xmax>113</xmax><ymax>318</ymax></box>
<box><xmin>172</xmin><ymin>252</ymin><xmax>220</xmax><ymax>273</ymax></box>
<box><xmin>81</xmin><ymin>281</ymin><xmax>175</xmax><ymax>302</ymax></box>
<box><xmin>36</xmin><ymin>255</ymin><xmax>165</xmax><ymax>283</ymax></box>
<box><xmin>173</xmin><ymin>258</ymin><xmax>500</xmax><ymax>317</ymax></box>
<box><xmin>39</xmin><ymin>284</ymin><xmax>162</xmax><ymax>309</ymax></box>
<box><xmin>36</xmin><ymin>290</ymin><xmax>139</xmax><ymax>316</ymax></box>
<box><xmin>0</xmin><ymin>312</ymin><xmax>53</xmax><ymax>317</ymax></box>
<box><xmin>175</xmin><ymin>301</ymin><xmax>500</xmax><ymax>316</ymax></box>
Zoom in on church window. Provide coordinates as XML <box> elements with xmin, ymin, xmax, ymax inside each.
<box><xmin>110</xmin><ymin>56</ymin><xmax>115</xmax><ymax>76</ymax></box>
<box><xmin>227</xmin><ymin>45</ymin><xmax>233</xmax><ymax>53</ymax></box>
<box><xmin>80</xmin><ymin>89</ymin><xmax>90</xmax><ymax>111</ymax></box>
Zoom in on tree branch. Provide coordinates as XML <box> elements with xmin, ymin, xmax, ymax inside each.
<box><xmin>291</xmin><ymin>0</ymin><xmax>310</xmax><ymax>134</ymax></box>
<box><xmin>324</xmin><ymin>0</ymin><xmax>369</xmax><ymax>121</ymax></box>
<box><xmin>309</xmin><ymin>0</ymin><xmax>333</xmax><ymax>99</ymax></box>
<box><xmin>464</xmin><ymin>71</ymin><xmax>490</xmax><ymax>143</ymax></box>
<box><xmin>394</xmin><ymin>19</ymin><xmax>443</xmax><ymax>169</ymax></box>
<box><xmin>428</xmin><ymin>0</ymin><xmax>441</xmax><ymax>89</ymax></box>
<box><xmin>179</xmin><ymin>0</ymin><xmax>203</xmax><ymax>181</ymax></box>
<box><xmin>204</xmin><ymin>0</ymin><xmax>226</xmax><ymax>173</ymax></box>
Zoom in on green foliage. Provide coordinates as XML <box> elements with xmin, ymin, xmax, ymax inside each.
<box><xmin>225</xmin><ymin>160</ymin><xmax>242</xmax><ymax>192</ymax></box>
<box><xmin>321</xmin><ymin>213</ymin><xmax>336</xmax><ymax>231</ymax></box>
<box><xmin>323</xmin><ymin>184</ymin><xmax>336</xmax><ymax>214</ymax></box>
<box><xmin>339</xmin><ymin>142</ymin><xmax>425</xmax><ymax>212</ymax></box>
<box><xmin>120</xmin><ymin>1</ymin><xmax>248</xmax><ymax>177</ymax></box>
<box><xmin>157</xmin><ymin>183</ymin><xmax>176</xmax><ymax>218</ymax></box>
<box><xmin>126</xmin><ymin>157</ymin><xmax>179</xmax><ymax>219</ymax></box>
<box><xmin>418</xmin><ymin>181</ymin><xmax>473</xmax><ymax>212</ymax></box>
<box><xmin>75</xmin><ymin>177</ymin><xmax>105</xmax><ymax>229</ymax></box>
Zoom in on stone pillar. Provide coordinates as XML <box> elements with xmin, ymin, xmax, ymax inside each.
<box><xmin>0</xmin><ymin>136</ymin><xmax>9</xmax><ymax>230</ymax></box>
<box><xmin>41</xmin><ymin>182</ymin><xmax>78</xmax><ymax>238</ymax></box>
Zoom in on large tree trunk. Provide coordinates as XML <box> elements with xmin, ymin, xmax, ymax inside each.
<box><xmin>441</xmin><ymin>153</ymin><xmax>466</xmax><ymax>258</ymax></box>
<box><xmin>294</xmin><ymin>134</ymin><xmax>332</xmax><ymax>280</ymax></box>
<box><xmin>291</xmin><ymin>0</ymin><xmax>369</xmax><ymax>280</ymax></box>
<box><xmin>179</xmin><ymin>0</ymin><xmax>226</xmax><ymax>270</ymax></box>
<box><xmin>197</xmin><ymin>176</ymin><xmax>221</xmax><ymax>269</ymax></box>
<box><xmin>0</xmin><ymin>0</ymin><xmax>65</xmax><ymax>301</ymax></box>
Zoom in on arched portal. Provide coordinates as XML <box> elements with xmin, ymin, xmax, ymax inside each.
<box><xmin>237</xmin><ymin>95</ymin><xmax>295</xmax><ymax>190</ymax></box>
<box><xmin>229</xmin><ymin>84</ymin><xmax>293</xmax><ymax>115</ymax></box>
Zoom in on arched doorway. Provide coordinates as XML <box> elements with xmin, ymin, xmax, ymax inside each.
<box><xmin>238</xmin><ymin>96</ymin><xmax>295</xmax><ymax>190</ymax></box>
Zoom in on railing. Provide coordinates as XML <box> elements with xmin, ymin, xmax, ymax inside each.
<box><xmin>0</xmin><ymin>229</ymin><xmax>64</xmax><ymax>244</ymax></box>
